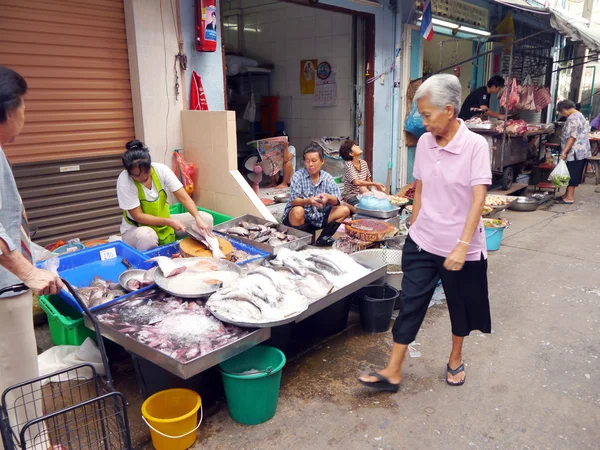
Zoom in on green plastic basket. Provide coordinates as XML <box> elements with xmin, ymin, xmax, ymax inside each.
<box><xmin>39</xmin><ymin>295</ymin><xmax>95</xmax><ymax>346</ymax></box>
<box><xmin>219</xmin><ymin>345</ymin><xmax>286</xmax><ymax>425</ymax></box>
<box><xmin>168</xmin><ymin>204</ymin><xmax>232</xmax><ymax>226</ymax></box>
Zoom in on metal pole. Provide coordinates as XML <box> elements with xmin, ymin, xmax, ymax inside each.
<box><xmin>411</xmin><ymin>29</ymin><xmax>551</xmax><ymax>83</ymax></box>
<box><xmin>501</xmin><ymin>42</ymin><xmax>514</xmax><ymax>174</ymax></box>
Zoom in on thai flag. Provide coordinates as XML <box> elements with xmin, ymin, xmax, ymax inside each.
<box><xmin>420</xmin><ymin>0</ymin><xmax>434</xmax><ymax>42</ymax></box>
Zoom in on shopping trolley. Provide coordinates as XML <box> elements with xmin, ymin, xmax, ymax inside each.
<box><xmin>0</xmin><ymin>280</ymin><xmax>133</xmax><ymax>450</ymax></box>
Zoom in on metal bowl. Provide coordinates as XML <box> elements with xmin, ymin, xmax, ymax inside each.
<box><xmin>118</xmin><ymin>269</ymin><xmax>151</xmax><ymax>292</ymax></box>
<box><xmin>351</xmin><ymin>249</ymin><xmax>403</xmax><ymax>292</ymax></box>
<box><xmin>508</xmin><ymin>196</ymin><xmax>541</xmax><ymax>212</ymax></box>
<box><xmin>273</xmin><ymin>193</ymin><xmax>290</xmax><ymax>203</ymax></box>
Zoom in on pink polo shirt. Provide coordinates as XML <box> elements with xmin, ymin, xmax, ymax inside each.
<box><xmin>409</xmin><ymin>120</ymin><xmax>492</xmax><ymax>261</ymax></box>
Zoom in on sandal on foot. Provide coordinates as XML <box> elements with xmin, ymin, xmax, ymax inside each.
<box><xmin>555</xmin><ymin>198</ymin><xmax>574</xmax><ymax>205</ymax></box>
<box><xmin>446</xmin><ymin>363</ymin><xmax>466</xmax><ymax>386</ymax></box>
<box><xmin>358</xmin><ymin>373</ymin><xmax>400</xmax><ymax>392</ymax></box>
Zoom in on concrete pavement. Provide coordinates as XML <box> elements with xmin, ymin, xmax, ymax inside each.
<box><xmin>189</xmin><ymin>184</ymin><xmax>600</xmax><ymax>449</ymax></box>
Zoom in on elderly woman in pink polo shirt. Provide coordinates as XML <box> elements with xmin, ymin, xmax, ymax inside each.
<box><xmin>359</xmin><ymin>74</ymin><xmax>492</xmax><ymax>392</ymax></box>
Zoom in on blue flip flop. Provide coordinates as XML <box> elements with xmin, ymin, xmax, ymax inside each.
<box><xmin>446</xmin><ymin>363</ymin><xmax>466</xmax><ymax>386</ymax></box>
<box><xmin>358</xmin><ymin>372</ymin><xmax>400</xmax><ymax>392</ymax></box>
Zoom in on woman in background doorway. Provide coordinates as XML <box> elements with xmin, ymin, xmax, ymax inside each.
<box><xmin>339</xmin><ymin>140</ymin><xmax>385</xmax><ymax>207</ymax></box>
<box><xmin>271</xmin><ymin>130</ymin><xmax>296</xmax><ymax>189</ymax></box>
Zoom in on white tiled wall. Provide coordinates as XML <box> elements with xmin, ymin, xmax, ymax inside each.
<box><xmin>227</xmin><ymin>0</ymin><xmax>354</xmax><ymax>156</ymax></box>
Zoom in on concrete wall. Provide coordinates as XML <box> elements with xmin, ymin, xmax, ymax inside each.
<box><xmin>124</xmin><ymin>0</ymin><xmax>185</xmax><ymax>165</ymax></box>
<box><xmin>181</xmin><ymin>110</ymin><xmax>275</xmax><ymax>220</ymax></box>
<box><xmin>180</xmin><ymin>0</ymin><xmax>226</xmax><ymax>111</ymax></box>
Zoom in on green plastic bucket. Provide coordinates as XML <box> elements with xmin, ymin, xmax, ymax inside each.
<box><xmin>219</xmin><ymin>345</ymin><xmax>286</xmax><ymax>425</ymax></box>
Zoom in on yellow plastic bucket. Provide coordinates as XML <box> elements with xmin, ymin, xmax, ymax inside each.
<box><xmin>141</xmin><ymin>388</ymin><xmax>202</xmax><ymax>450</ymax></box>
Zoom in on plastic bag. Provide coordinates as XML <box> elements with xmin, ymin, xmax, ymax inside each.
<box><xmin>244</xmin><ymin>91</ymin><xmax>256</xmax><ymax>123</ymax></box>
<box><xmin>549</xmin><ymin>159</ymin><xmax>571</xmax><ymax>187</ymax></box>
<box><xmin>405</xmin><ymin>101</ymin><xmax>427</xmax><ymax>137</ymax></box>
<box><xmin>190</xmin><ymin>71</ymin><xmax>209</xmax><ymax>110</ymax></box>
<box><xmin>172</xmin><ymin>151</ymin><xmax>195</xmax><ymax>195</ymax></box>
<box><xmin>30</xmin><ymin>242</ymin><xmax>54</xmax><ymax>263</ymax></box>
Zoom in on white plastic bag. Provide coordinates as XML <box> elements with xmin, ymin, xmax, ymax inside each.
<box><xmin>37</xmin><ymin>338</ymin><xmax>105</xmax><ymax>385</ymax></box>
<box><xmin>549</xmin><ymin>159</ymin><xmax>571</xmax><ymax>187</ymax></box>
<box><xmin>243</xmin><ymin>91</ymin><xmax>256</xmax><ymax>122</ymax></box>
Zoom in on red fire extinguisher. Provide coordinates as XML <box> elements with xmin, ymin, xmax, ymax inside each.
<box><xmin>195</xmin><ymin>0</ymin><xmax>217</xmax><ymax>52</ymax></box>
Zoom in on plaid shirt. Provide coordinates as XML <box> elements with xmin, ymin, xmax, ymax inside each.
<box><xmin>283</xmin><ymin>169</ymin><xmax>341</xmax><ymax>228</ymax></box>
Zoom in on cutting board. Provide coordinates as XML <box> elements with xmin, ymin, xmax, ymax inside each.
<box><xmin>179</xmin><ymin>237</ymin><xmax>233</xmax><ymax>259</ymax></box>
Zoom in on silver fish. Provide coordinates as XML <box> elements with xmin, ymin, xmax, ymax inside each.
<box><xmin>239</xmin><ymin>221</ymin><xmax>262</xmax><ymax>231</ymax></box>
<box><xmin>246</xmin><ymin>273</ymin><xmax>281</xmax><ymax>304</ymax></box>
<box><xmin>268</xmin><ymin>237</ymin><xmax>284</xmax><ymax>247</ymax></box>
<box><xmin>227</xmin><ymin>226</ymin><xmax>250</xmax><ymax>237</ymax></box>
<box><xmin>279</xmin><ymin>254</ymin><xmax>307</xmax><ymax>276</ymax></box>
<box><xmin>307</xmin><ymin>256</ymin><xmax>343</xmax><ymax>275</ymax></box>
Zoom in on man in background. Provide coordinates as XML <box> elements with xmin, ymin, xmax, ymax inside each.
<box><xmin>459</xmin><ymin>75</ymin><xmax>506</xmax><ymax>120</ymax></box>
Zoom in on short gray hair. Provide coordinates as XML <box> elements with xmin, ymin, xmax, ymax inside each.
<box><xmin>413</xmin><ymin>74</ymin><xmax>462</xmax><ymax>117</ymax></box>
<box><xmin>557</xmin><ymin>99</ymin><xmax>576</xmax><ymax>112</ymax></box>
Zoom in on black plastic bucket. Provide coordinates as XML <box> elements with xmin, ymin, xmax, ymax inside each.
<box><xmin>359</xmin><ymin>284</ymin><xmax>399</xmax><ymax>333</ymax></box>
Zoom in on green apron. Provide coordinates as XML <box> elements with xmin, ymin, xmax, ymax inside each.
<box><xmin>123</xmin><ymin>167</ymin><xmax>175</xmax><ymax>245</ymax></box>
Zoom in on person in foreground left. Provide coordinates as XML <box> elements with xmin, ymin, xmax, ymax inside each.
<box><xmin>0</xmin><ymin>66</ymin><xmax>64</xmax><ymax>450</ymax></box>
<box><xmin>359</xmin><ymin>74</ymin><xmax>492</xmax><ymax>392</ymax></box>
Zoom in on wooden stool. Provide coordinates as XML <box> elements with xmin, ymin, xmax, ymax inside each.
<box><xmin>589</xmin><ymin>155</ymin><xmax>600</xmax><ymax>185</ymax></box>
<box><xmin>536</xmin><ymin>162</ymin><xmax>558</xmax><ymax>195</ymax></box>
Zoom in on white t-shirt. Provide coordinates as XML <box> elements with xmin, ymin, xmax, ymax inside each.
<box><xmin>117</xmin><ymin>162</ymin><xmax>183</xmax><ymax>234</ymax></box>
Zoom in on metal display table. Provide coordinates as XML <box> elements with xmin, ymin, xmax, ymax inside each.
<box><xmin>85</xmin><ymin>261</ymin><xmax>386</xmax><ymax>380</ymax></box>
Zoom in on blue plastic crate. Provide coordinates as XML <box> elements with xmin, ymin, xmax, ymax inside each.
<box><xmin>142</xmin><ymin>241</ymin><xmax>181</xmax><ymax>259</ymax></box>
<box><xmin>214</xmin><ymin>233</ymin><xmax>269</xmax><ymax>266</ymax></box>
<box><xmin>37</xmin><ymin>241</ymin><xmax>152</xmax><ymax>313</ymax></box>
<box><xmin>143</xmin><ymin>237</ymin><xmax>269</xmax><ymax>266</ymax></box>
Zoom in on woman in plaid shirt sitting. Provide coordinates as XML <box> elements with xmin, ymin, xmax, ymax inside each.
<box><xmin>283</xmin><ymin>144</ymin><xmax>350</xmax><ymax>246</ymax></box>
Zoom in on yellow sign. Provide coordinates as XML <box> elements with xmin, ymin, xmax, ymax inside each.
<box><xmin>300</xmin><ymin>59</ymin><xmax>318</xmax><ymax>95</ymax></box>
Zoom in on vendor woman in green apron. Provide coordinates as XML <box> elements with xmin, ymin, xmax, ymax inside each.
<box><xmin>117</xmin><ymin>139</ymin><xmax>213</xmax><ymax>251</ymax></box>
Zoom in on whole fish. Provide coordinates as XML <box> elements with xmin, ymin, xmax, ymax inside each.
<box><xmin>239</xmin><ymin>221</ymin><xmax>262</xmax><ymax>231</ymax></box>
<box><xmin>245</xmin><ymin>273</ymin><xmax>280</xmax><ymax>304</ymax></box>
<box><xmin>226</xmin><ymin>226</ymin><xmax>249</xmax><ymax>237</ymax></box>
<box><xmin>307</xmin><ymin>256</ymin><xmax>343</xmax><ymax>275</ymax></box>
<box><xmin>268</xmin><ymin>237</ymin><xmax>284</xmax><ymax>247</ymax></box>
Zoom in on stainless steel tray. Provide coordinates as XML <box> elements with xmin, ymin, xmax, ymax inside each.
<box><xmin>152</xmin><ymin>257</ymin><xmax>241</xmax><ymax>298</ymax></box>
<box><xmin>294</xmin><ymin>259</ymin><xmax>387</xmax><ymax>322</ymax></box>
<box><xmin>355</xmin><ymin>206</ymin><xmax>401</xmax><ymax>219</ymax></box>
<box><xmin>85</xmin><ymin>294</ymin><xmax>270</xmax><ymax>379</ymax></box>
<box><xmin>214</xmin><ymin>214</ymin><xmax>312</xmax><ymax>255</ymax></box>
<box><xmin>207</xmin><ymin>307</ymin><xmax>304</xmax><ymax>328</ymax></box>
